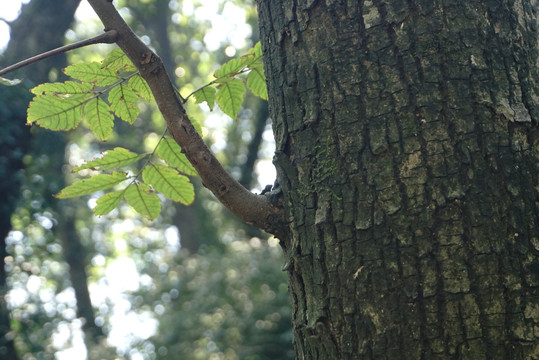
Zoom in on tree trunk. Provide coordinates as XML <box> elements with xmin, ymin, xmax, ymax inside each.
<box><xmin>257</xmin><ymin>0</ymin><xmax>539</xmax><ymax>358</ymax></box>
<box><xmin>0</xmin><ymin>0</ymin><xmax>107</xmax><ymax>357</ymax></box>
<box><xmin>0</xmin><ymin>85</ymin><xmax>30</xmax><ymax>360</ymax></box>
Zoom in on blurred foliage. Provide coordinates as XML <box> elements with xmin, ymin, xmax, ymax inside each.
<box><xmin>138</xmin><ymin>240</ymin><xmax>292</xmax><ymax>360</ymax></box>
<box><xmin>2</xmin><ymin>0</ymin><xmax>291</xmax><ymax>359</ymax></box>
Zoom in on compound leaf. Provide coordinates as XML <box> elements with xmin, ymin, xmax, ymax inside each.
<box><xmin>142</xmin><ymin>164</ymin><xmax>194</xmax><ymax>205</ymax></box>
<box><xmin>93</xmin><ymin>190</ymin><xmax>124</xmax><ymax>216</ymax></box>
<box><xmin>213</xmin><ymin>42</ymin><xmax>262</xmax><ymax>79</ymax></box>
<box><xmin>215</xmin><ymin>78</ymin><xmax>245</xmax><ymax>119</ymax></box>
<box><xmin>64</xmin><ymin>62</ymin><xmax>118</xmax><ymax>86</ymax></box>
<box><xmin>74</xmin><ymin>147</ymin><xmax>145</xmax><ymax>172</ymax></box>
<box><xmin>101</xmin><ymin>48</ymin><xmax>136</xmax><ymax>72</ymax></box>
<box><xmin>156</xmin><ymin>137</ymin><xmax>197</xmax><ymax>176</ymax></box>
<box><xmin>248</xmin><ymin>41</ymin><xmax>263</xmax><ymax>60</ymax></box>
<box><xmin>31</xmin><ymin>81</ymin><xmax>93</xmax><ymax>96</ymax></box>
<box><xmin>108</xmin><ymin>84</ymin><xmax>139</xmax><ymax>124</ymax></box>
<box><xmin>193</xmin><ymin>86</ymin><xmax>216</xmax><ymax>111</ymax></box>
<box><xmin>55</xmin><ymin>171</ymin><xmax>128</xmax><ymax>199</ymax></box>
<box><xmin>129</xmin><ymin>74</ymin><xmax>153</xmax><ymax>102</ymax></box>
<box><xmin>246</xmin><ymin>62</ymin><xmax>268</xmax><ymax>100</ymax></box>
<box><xmin>84</xmin><ymin>97</ymin><xmax>114</xmax><ymax>140</ymax></box>
<box><xmin>27</xmin><ymin>93</ymin><xmax>91</xmax><ymax>131</ymax></box>
<box><xmin>124</xmin><ymin>183</ymin><xmax>161</xmax><ymax>220</ymax></box>
<box><xmin>214</xmin><ymin>56</ymin><xmax>251</xmax><ymax>79</ymax></box>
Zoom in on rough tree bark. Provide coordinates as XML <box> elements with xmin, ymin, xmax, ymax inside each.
<box><xmin>15</xmin><ymin>0</ymin><xmax>537</xmax><ymax>358</ymax></box>
<box><xmin>257</xmin><ymin>0</ymin><xmax>539</xmax><ymax>358</ymax></box>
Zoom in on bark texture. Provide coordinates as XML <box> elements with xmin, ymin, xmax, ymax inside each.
<box><xmin>258</xmin><ymin>0</ymin><xmax>539</xmax><ymax>358</ymax></box>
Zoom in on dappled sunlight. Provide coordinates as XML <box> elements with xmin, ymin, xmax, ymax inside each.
<box><xmin>1</xmin><ymin>0</ymin><xmax>287</xmax><ymax>359</ymax></box>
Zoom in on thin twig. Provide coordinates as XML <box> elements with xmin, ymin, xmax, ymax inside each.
<box><xmin>0</xmin><ymin>30</ymin><xmax>118</xmax><ymax>76</ymax></box>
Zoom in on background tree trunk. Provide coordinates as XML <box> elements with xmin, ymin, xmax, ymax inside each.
<box><xmin>258</xmin><ymin>0</ymin><xmax>538</xmax><ymax>358</ymax></box>
<box><xmin>0</xmin><ymin>1</ymin><xmax>109</xmax><ymax>357</ymax></box>
<box><xmin>0</xmin><ymin>85</ymin><xmax>30</xmax><ymax>360</ymax></box>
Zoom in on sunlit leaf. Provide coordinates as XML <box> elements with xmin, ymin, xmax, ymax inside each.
<box><xmin>27</xmin><ymin>93</ymin><xmax>91</xmax><ymax>130</ymax></box>
<box><xmin>124</xmin><ymin>183</ymin><xmax>161</xmax><ymax>220</ymax></box>
<box><xmin>142</xmin><ymin>163</ymin><xmax>194</xmax><ymax>205</ymax></box>
<box><xmin>213</xmin><ymin>42</ymin><xmax>262</xmax><ymax>79</ymax></box>
<box><xmin>108</xmin><ymin>84</ymin><xmax>140</xmax><ymax>124</ymax></box>
<box><xmin>248</xmin><ymin>41</ymin><xmax>263</xmax><ymax>60</ymax></box>
<box><xmin>73</xmin><ymin>147</ymin><xmax>146</xmax><ymax>172</ymax></box>
<box><xmin>156</xmin><ymin>137</ymin><xmax>197</xmax><ymax>176</ymax></box>
<box><xmin>31</xmin><ymin>81</ymin><xmax>93</xmax><ymax>96</ymax></box>
<box><xmin>93</xmin><ymin>190</ymin><xmax>124</xmax><ymax>215</ymax></box>
<box><xmin>55</xmin><ymin>171</ymin><xmax>128</xmax><ymax>199</ymax></box>
<box><xmin>0</xmin><ymin>76</ymin><xmax>22</xmax><ymax>86</ymax></box>
<box><xmin>214</xmin><ymin>56</ymin><xmax>251</xmax><ymax>79</ymax></box>
<box><xmin>246</xmin><ymin>62</ymin><xmax>268</xmax><ymax>100</ymax></box>
<box><xmin>101</xmin><ymin>48</ymin><xmax>136</xmax><ymax>72</ymax></box>
<box><xmin>215</xmin><ymin>78</ymin><xmax>245</xmax><ymax>119</ymax></box>
<box><xmin>64</xmin><ymin>62</ymin><xmax>118</xmax><ymax>86</ymax></box>
<box><xmin>193</xmin><ymin>86</ymin><xmax>216</xmax><ymax>110</ymax></box>
<box><xmin>84</xmin><ymin>97</ymin><xmax>114</xmax><ymax>140</ymax></box>
<box><xmin>129</xmin><ymin>74</ymin><xmax>153</xmax><ymax>102</ymax></box>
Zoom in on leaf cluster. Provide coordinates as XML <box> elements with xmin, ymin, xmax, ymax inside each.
<box><xmin>22</xmin><ymin>42</ymin><xmax>267</xmax><ymax>221</ymax></box>
<box><xmin>56</xmin><ymin>139</ymin><xmax>196</xmax><ymax>221</ymax></box>
<box><xmin>192</xmin><ymin>41</ymin><xmax>267</xmax><ymax>119</ymax></box>
<box><xmin>27</xmin><ymin>48</ymin><xmax>147</xmax><ymax>140</ymax></box>
<box><xmin>25</xmin><ymin>49</ymin><xmax>195</xmax><ymax>220</ymax></box>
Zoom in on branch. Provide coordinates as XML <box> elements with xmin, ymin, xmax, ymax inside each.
<box><xmin>86</xmin><ymin>0</ymin><xmax>286</xmax><ymax>237</ymax></box>
<box><xmin>0</xmin><ymin>30</ymin><xmax>118</xmax><ymax>77</ymax></box>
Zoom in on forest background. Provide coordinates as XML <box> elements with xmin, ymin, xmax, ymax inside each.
<box><xmin>0</xmin><ymin>1</ymin><xmax>293</xmax><ymax>359</ymax></box>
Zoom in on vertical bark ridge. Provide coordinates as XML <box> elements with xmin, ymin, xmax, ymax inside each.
<box><xmin>257</xmin><ymin>0</ymin><xmax>538</xmax><ymax>358</ymax></box>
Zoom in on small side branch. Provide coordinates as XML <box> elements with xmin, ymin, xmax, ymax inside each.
<box><xmin>0</xmin><ymin>30</ymin><xmax>118</xmax><ymax>77</ymax></box>
<box><xmin>86</xmin><ymin>0</ymin><xmax>287</xmax><ymax>237</ymax></box>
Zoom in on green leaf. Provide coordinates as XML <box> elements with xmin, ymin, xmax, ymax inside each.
<box><xmin>108</xmin><ymin>84</ymin><xmax>140</xmax><ymax>124</ymax></box>
<box><xmin>156</xmin><ymin>137</ymin><xmax>198</xmax><ymax>176</ymax></box>
<box><xmin>73</xmin><ymin>147</ymin><xmax>145</xmax><ymax>172</ymax></box>
<box><xmin>55</xmin><ymin>172</ymin><xmax>128</xmax><ymax>199</ymax></box>
<box><xmin>142</xmin><ymin>163</ymin><xmax>194</xmax><ymax>205</ymax></box>
<box><xmin>193</xmin><ymin>86</ymin><xmax>216</xmax><ymax>110</ymax></box>
<box><xmin>101</xmin><ymin>48</ymin><xmax>136</xmax><ymax>72</ymax></box>
<box><xmin>214</xmin><ymin>57</ymin><xmax>248</xmax><ymax>79</ymax></box>
<box><xmin>215</xmin><ymin>78</ymin><xmax>245</xmax><ymax>119</ymax></box>
<box><xmin>246</xmin><ymin>62</ymin><xmax>268</xmax><ymax>100</ymax></box>
<box><xmin>212</xmin><ymin>42</ymin><xmax>262</xmax><ymax>79</ymax></box>
<box><xmin>248</xmin><ymin>41</ymin><xmax>263</xmax><ymax>60</ymax></box>
<box><xmin>93</xmin><ymin>190</ymin><xmax>124</xmax><ymax>216</ymax></box>
<box><xmin>27</xmin><ymin>93</ymin><xmax>91</xmax><ymax>130</ymax></box>
<box><xmin>64</xmin><ymin>62</ymin><xmax>118</xmax><ymax>86</ymax></box>
<box><xmin>0</xmin><ymin>76</ymin><xmax>22</xmax><ymax>86</ymax></box>
<box><xmin>129</xmin><ymin>74</ymin><xmax>153</xmax><ymax>102</ymax></box>
<box><xmin>31</xmin><ymin>81</ymin><xmax>93</xmax><ymax>96</ymax></box>
<box><xmin>84</xmin><ymin>97</ymin><xmax>114</xmax><ymax>140</ymax></box>
<box><xmin>124</xmin><ymin>183</ymin><xmax>161</xmax><ymax>220</ymax></box>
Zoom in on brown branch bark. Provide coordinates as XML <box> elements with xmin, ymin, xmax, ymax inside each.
<box><xmin>86</xmin><ymin>0</ymin><xmax>286</xmax><ymax>238</ymax></box>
